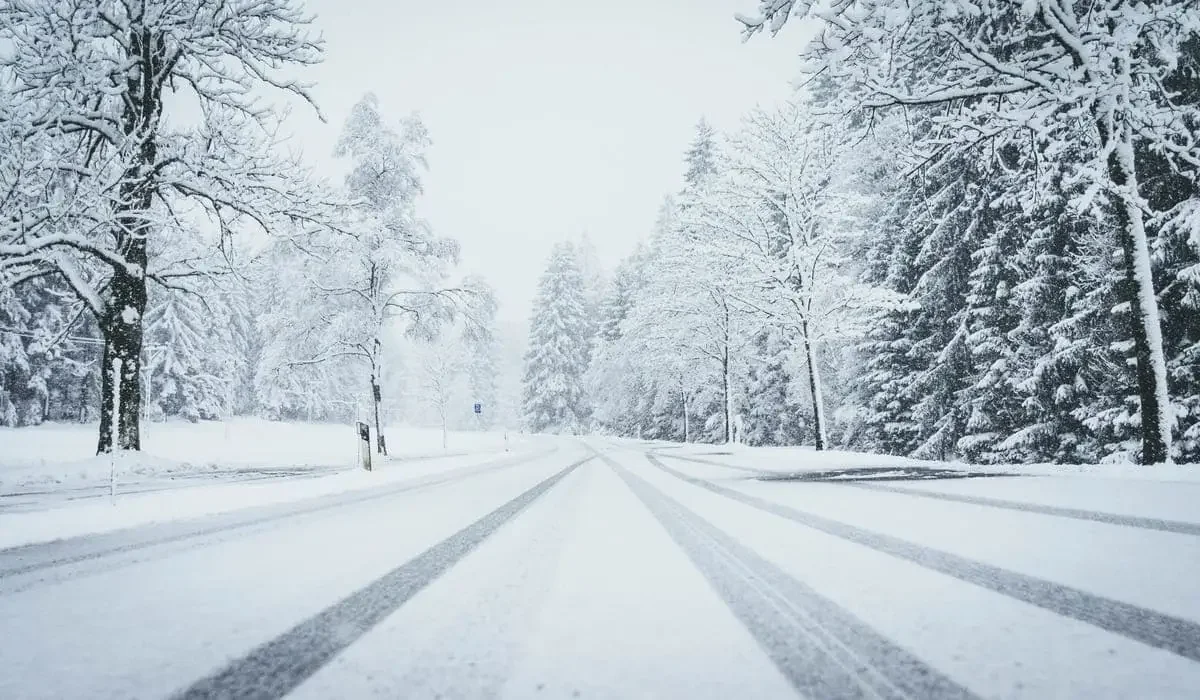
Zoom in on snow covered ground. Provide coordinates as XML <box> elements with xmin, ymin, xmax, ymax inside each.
<box><xmin>0</xmin><ymin>419</ymin><xmax>528</xmax><ymax>548</ymax></box>
<box><xmin>0</xmin><ymin>418</ymin><xmax>518</xmax><ymax>489</ymax></box>
<box><xmin>646</xmin><ymin>439</ymin><xmax>1200</xmax><ymax>482</ymax></box>
<box><xmin>1</xmin><ymin>435</ymin><xmax>1198</xmax><ymax>698</ymax></box>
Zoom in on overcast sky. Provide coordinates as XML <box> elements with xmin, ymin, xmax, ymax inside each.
<box><xmin>286</xmin><ymin>0</ymin><xmax>800</xmax><ymax>331</ymax></box>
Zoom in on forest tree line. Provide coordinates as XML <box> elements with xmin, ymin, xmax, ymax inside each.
<box><xmin>522</xmin><ymin>1</ymin><xmax>1200</xmax><ymax>465</ymax></box>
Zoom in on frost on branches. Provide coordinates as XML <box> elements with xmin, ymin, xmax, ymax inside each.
<box><xmin>740</xmin><ymin>0</ymin><xmax>1200</xmax><ymax>464</ymax></box>
<box><xmin>254</xmin><ymin>94</ymin><xmax>464</xmax><ymax>454</ymax></box>
<box><xmin>522</xmin><ymin>243</ymin><xmax>592</xmax><ymax>434</ymax></box>
<box><xmin>0</xmin><ymin>0</ymin><xmax>324</xmax><ymax>453</ymax></box>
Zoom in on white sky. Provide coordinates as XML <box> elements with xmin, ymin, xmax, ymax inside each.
<box><xmin>285</xmin><ymin>0</ymin><xmax>800</xmax><ymax>330</ymax></box>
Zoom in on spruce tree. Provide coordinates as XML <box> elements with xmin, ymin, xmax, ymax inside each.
<box><xmin>521</xmin><ymin>243</ymin><xmax>592</xmax><ymax>433</ymax></box>
<box><xmin>744</xmin><ymin>327</ymin><xmax>804</xmax><ymax>446</ymax></box>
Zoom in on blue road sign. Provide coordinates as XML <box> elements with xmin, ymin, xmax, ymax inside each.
<box><xmin>473</xmin><ymin>402</ymin><xmax>482</xmax><ymax>414</ymax></box>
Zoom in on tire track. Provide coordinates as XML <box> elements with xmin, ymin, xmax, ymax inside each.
<box><xmin>600</xmin><ymin>451</ymin><xmax>977</xmax><ymax>700</ymax></box>
<box><xmin>645</xmin><ymin>452</ymin><xmax>1200</xmax><ymax>664</ymax></box>
<box><xmin>657</xmin><ymin>450</ymin><xmax>1200</xmax><ymax>535</ymax></box>
<box><xmin>173</xmin><ymin>454</ymin><xmax>591</xmax><ymax>700</ymax></box>
<box><xmin>0</xmin><ymin>448</ymin><xmax>555</xmax><ymax>587</ymax></box>
<box><xmin>843</xmin><ymin>481</ymin><xmax>1200</xmax><ymax>536</ymax></box>
<box><xmin>288</xmin><ymin>457</ymin><xmax>587</xmax><ymax>699</ymax></box>
<box><xmin>650</xmin><ymin>450</ymin><xmax>771</xmax><ymax>476</ymax></box>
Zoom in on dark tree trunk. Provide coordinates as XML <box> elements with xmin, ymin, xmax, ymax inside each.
<box><xmin>96</xmin><ymin>27</ymin><xmax>166</xmax><ymax>454</ymax></box>
<box><xmin>1103</xmin><ymin>122</ymin><xmax>1172</xmax><ymax>464</ymax></box>
<box><xmin>721</xmin><ymin>298</ymin><xmax>733</xmax><ymax>444</ymax></box>
<box><xmin>722</xmin><ymin>346</ymin><xmax>732</xmax><ymax>444</ymax></box>
<box><xmin>801</xmin><ymin>321</ymin><xmax>827</xmax><ymax>451</ymax></box>
<box><xmin>680</xmin><ymin>377</ymin><xmax>690</xmax><ymax>443</ymax></box>
<box><xmin>97</xmin><ymin>268</ymin><xmax>146</xmax><ymax>452</ymax></box>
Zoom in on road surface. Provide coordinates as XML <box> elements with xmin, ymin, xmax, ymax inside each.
<box><xmin>2</xmin><ymin>439</ymin><xmax>1199</xmax><ymax>698</ymax></box>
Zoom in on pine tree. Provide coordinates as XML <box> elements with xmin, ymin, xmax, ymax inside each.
<box><xmin>956</xmin><ymin>166</ymin><xmax>1028</xmax><ymax>463</ymax></box>
<box><xmin>684</xmin><ymin>119</ymin><xmax>719</xmax><ymax>189</ymax></box>
<box><xmin>744</xmin><ymin>327</ymin><xmax>804</xmax><ymax>446</ymax></box>
<box><xmin>142</xmin><ymin>284</ymin><xmax>240</xmax><ymax>422</ymax></box>
<box><xmin>521</xmin><ymin>243</ymin><xmax>592</xmax><ymax>433</ymax></box>
<box><xmin>744</xmin><ymin>0</ymin><xmax>1200</xmax><ymax>464</ymax></box>
<box><xmin>1002</xmin><ymin>166</ymin><xmax>1100</xmax><ymax>463</ymax></box>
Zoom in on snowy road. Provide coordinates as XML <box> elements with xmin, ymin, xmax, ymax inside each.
<box><xmin>2</xmin><ymin>440</ymin><xmax>1199</xmax><ymax>698</ymax></box>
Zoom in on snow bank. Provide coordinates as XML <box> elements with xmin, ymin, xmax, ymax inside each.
<box><xmin>0</xmin><ymin>447</ymin><xmax>540</xmax><ymax>550</ymax></box>
<box><xmin>638</xmin><ymin>441</ymin><xmax>1200</xmax><ymax>482</ymax></box>
<box><xmin>0</xmin><ymin>418</ymin><xmax>520</xmax><ymax>490</ymax></box>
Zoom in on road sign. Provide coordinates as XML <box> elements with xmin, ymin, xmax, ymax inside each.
<box><xmin>473</xmin><ymin>402</ymin><xmax>482</xmax><ymax>414</ymax></box>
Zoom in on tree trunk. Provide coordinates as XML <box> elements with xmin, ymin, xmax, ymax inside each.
<box><xmin>722</xmin><ymin>301</ymin><xmax>733</xmax><ymax>445</ymax></box>
<box><xmin>96</xmin><ymin>27</ymin><xmax>165</xmax><ymax>454</ymax></box>
<box><xmin>1107</xmin><ymin>125</ymin><xmax>1172</xmax><ymax>464</ymax></box>
<box><xmin>722</xmin><ymin>348</ymin><xmax>733</xmax><ymax>444</ymax></box>
<box><xmin>97</xmin><ymin>270</ymin><xmax>147</xmax><ymax>453</ymax></box>
<box><xmin>681</xmin><ymin>378</ymin><xmax>690</xmax><ymax>443</ymax></box>
<box><xmin>801</xmin><ymin>321</ymin><xmax>828</xmax><ymax>451</ymax></box>
<box><xmin>441</xmin><ymin>410</ymin><xmax>448</xmax><ymax>450</ymax></box>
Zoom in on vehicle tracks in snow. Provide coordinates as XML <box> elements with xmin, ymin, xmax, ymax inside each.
<box><xmin>172</xmin><ymin>453</ymin><xmax>592</xmax><ymax>700</ymax></box>
<box><xmin>596</xmin><ymin>450</ymin><xmax>976</xmax><ymax>700</ymax></box>
<box><xmin>0</xmin><ymin>447</ymin><xmax>555</xmax><ymax>593</ymax></box>
<box><xmin>840</xmin><ymin>480</ymin><xmax>1200</xmax><ymax>537</ymax></box>
<box><xmin>657</xmin><ymin>449</ymin><xmax>1200</xmax><ymax>537</ymax></box>
<box><xmin>646</xmin><ymin>453</ymin><xmax>1200</xmax><ymax>664</ymax></box>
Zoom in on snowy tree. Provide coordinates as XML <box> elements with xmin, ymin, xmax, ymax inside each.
<box><xmin>588</xmin><ymin>245</ymin><xmax>656</xmax><ymax>436</ymax></box>
<box><xmin>740</xmin><ymin>0</ymin><xmax>1200</xmax><ymax>463</ymax></box>
<box><xmin>697</xmin><ymin>101</ymin><xmax>894</xmax><ymax>448</ymax></box>
<box><xmin>256</xmin><ymin>94</ymin><xmax>461</xmax><ymax>454</ymax></box>
<box><xmin>416</xmin><ymin>335</ymin><xmax>465</xmax><ymax>449</ymax></box>
<box><xmin>522</xmin><ymin>242</ymin><xmax>592</xmax><ymax>434</ymax></box>
<box><xmin>459</xmin><ymin>276</ymin><xmax>500</xmax><ymax>429</ymax></box>
<box><xmin>142</xmin><ymin>283</ymin><xmax>241</xmax><ymax>422</ymax></box>
<box><xmin>595</xmin><ymin>188</ymin><xmax>756</xmax><ymax>445</ymax></box>
<box><xmin>1</xmin><ymin>274</ymin><xmax>103</xmax><ymax>426</ymax></box>
<box><xmin>685</xmin><ymin>118</ymin><xmax>720</xmax><ymax>188</ymax></box>
<box><xmin>574</xmin><ymin>232</ymin><xmax>607</xmax><ymax>358</ymax></box>
<box><xmin>743</xmin><ymin>326</ymin><xmax>805</xmax><ymax>446</ymax></box>
<box><xmin>0</xmin><ymin>0</ymin><xmax>325</xmax><ymax>452</ymax></box>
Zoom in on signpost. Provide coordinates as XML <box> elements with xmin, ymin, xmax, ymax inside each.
<box><xmin>473</xmin><ymin>402</ymin><xmax>482</xmax><ymax>415</ymax></box>
<box><xmin>356</xmin><ymin>421</ymin><xmax>372</xmax><ymax>471</ymax></box>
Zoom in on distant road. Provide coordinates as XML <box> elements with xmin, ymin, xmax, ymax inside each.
<box><xmin>2</xmin><ymin>439</ymin><xmax>1198</xmax><ymax>698</ymax></box>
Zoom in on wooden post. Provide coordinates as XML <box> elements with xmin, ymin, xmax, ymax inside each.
<box><xmin>357</xmin><ymin>421</ymin><xmax>372</xmax><ymax>471</ymax></box>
